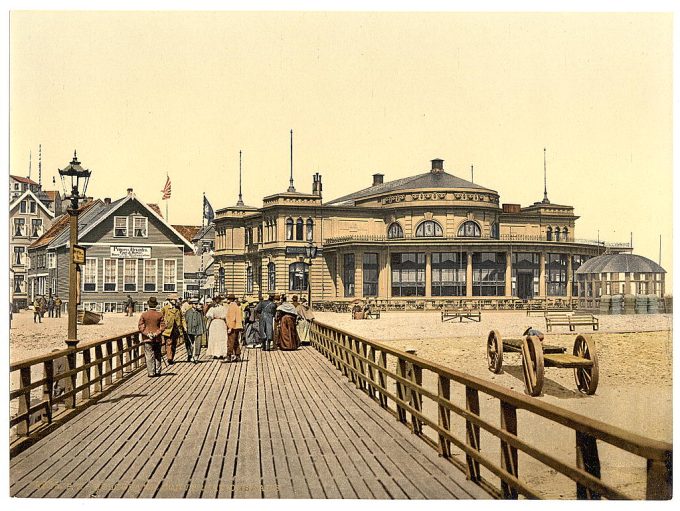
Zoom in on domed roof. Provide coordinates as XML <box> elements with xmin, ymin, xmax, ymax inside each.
<box><xmin>575</xmin><ymin>253</ymin><xmax>665</xmax><ymax>275</ymax></box>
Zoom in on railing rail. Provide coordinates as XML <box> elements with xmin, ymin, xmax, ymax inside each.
<box><xmin>10</xmin><ymin>331</ymin><xmax>145</xmax><ymax>456</ymax></box>
<box><xmin>324</xmin><ymin>234</ymin><xmax>632</xmax><ymax>247</ymax></box>
<box><xmin>308</xmin><ymin>321</ymin><xmax>672</xmax><ymax>500</ymax></box>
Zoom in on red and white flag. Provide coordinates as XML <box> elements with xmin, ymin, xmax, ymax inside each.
<box><xmin>161</xmin><ymin>175</ymin><xmax>172</xmax><ymax>200</ymax></box>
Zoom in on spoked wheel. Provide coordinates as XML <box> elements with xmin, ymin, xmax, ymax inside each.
<box><xmin>573</xmin><ymin>334</ymin><xmax>599</xmax><ymax>395</ymax></box>
<box><xmin>521</xmin><ymin>335</ymin><xmax>544</xmax><ymax>396</ymax></box>
<box><xmin>487</xmin><ymin>330</ymin><xmax>504</xmax><ymax>374</ymax></box>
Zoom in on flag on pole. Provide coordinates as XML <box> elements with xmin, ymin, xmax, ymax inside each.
<box><xmin>161</xmin><ymin>175</ymin><xmax>172</xmax><ymax>200</ymax></box>
<box><xmin>203</xmin><ymin>195</ymin><xmax>215</xmax><ymax>224</ymax></box>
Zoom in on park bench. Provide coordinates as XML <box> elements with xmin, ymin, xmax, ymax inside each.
<box><xmin>544</xmin><ymin>311</ymin><xmax>599</xmax><ymax>332</ymax></box>
<box><xmin>441</xmin><ymin>308</ymin><xmax>482</xmax><ymax>323</ymax></box>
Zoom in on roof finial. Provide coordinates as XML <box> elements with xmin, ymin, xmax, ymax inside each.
<box><xmin>287</xmin><ymin>129</ymin><xmax>296</xmax><ymax>192</ymax></box>
<box><xmin>542</xmin><ymin>147</ymin><xmax>550</xmax><ymax>204</ymax></box>
<box><xmin>236</xmin><ymin>150</ymin><xmax>245</xmax><ymax>207</ymax></box>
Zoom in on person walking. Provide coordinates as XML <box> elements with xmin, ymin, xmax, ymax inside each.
<box><xmin>138</xmin><ymin>297</ymin><xmax>166</xmax><ymax>377</ymax></box>
<box><xmin>125</xmin><ymin>295</ymin><xmax>135</xmax><ymax>317</ymax></box>
<box><xmin>160</xmin><ymin>293</ymin><xmax>186</xmax><ymax>365</ymax></box>
<box><xmin>243</xmin><ymin>299</ymin><xmax>260</xmax><ymax>348</ymax></box>
<box><xmin>225</xmin><ymin>294</ymin><xmax>243</xmax><ymax>362</ymax></box>
<box><xmin>276</xmin><ymin>294</ymin><xmax>300</xmax><ymax>351</ymax></box>
<box><xmin>54</xmin><ymin>295</ymin><xmax>62</xmax><ymax>318</ymax></box>
<box><xmin>47</xmin><ymin>296</ymin><xmax>55</xmax><ymax>318</ymax></box>
<box><xmin>205</xmin><ymin>295</ymin><xmax>228</xmax><ymax>359</ymax></box>
<box><xmin>184</xmin><ymin>299</ymin><xmax>206</xmax><ymax>363</ymax></box>
<box><xmin>33</xmin><ymin>297</ymin><xmax>42</xmax><ymax>323</ymax></box>
<box><xmin>255</xmin><ymin>293</ymin><xmax>276</xmax><ymax>351</ymax></box>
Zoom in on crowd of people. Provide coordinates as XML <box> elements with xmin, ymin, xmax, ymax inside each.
<box><xmin>137</xmin><ymin>292</ymin><xmax>315</xmax><ymax>378</ymax></box>
<box><xmin>30</xmin><ymin>295</ymin><xmax>63</xmax><ymax>323</ymax></box>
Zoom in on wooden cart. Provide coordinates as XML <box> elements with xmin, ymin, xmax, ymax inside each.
<box><xmin>486</xmin><ymin>330</ymin><xmax>599</xmax><ymax>397</ymax></box>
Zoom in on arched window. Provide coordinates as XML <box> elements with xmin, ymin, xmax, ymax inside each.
<box><xmin>306</xmin><ymin>218</ymin><xmax>314</xmax><ymax>241</ymax></box>
<box><xmin>288</xmin><ymin>262</ymin><xmax>309</xmax><ymax>291</ymax></box>
<box><xmin>416</xmin><ymin>220</ymin><xmax>443</xmax><ymax>237</ymax></box>
<box><xmin>246</xmin><ymin>266</ymin><xmax>253</xmax><ymax>294</ymax></box>
<box><xmin>387</xmin><ymin>222</ymin><xmax>404</xmax><ymax>239</ymax></box>
<box><xmin>296</xmin><ymin>218</ymin><xmax>304</xmax><ymax>240</ymax></box>
<box><xmin>546</xmin><ymin>226</ymin><xmax>553</xmax><ymax>241</ymax></box>
<box><xmin>563</xmin><ymin>227</ymin><xmax>568</xmax><ymax>241</ymax></box>
<box><xmin>267</xmin><ymin>262</ymin><xmax>276</xmax><ymax>291</ymax></box>
<box><xmin>491</xmin><ymin>222</ymin><xmax>500</xmax><ymax>239</ymax></box>
<box><xmin>554</xmin><ymin>226</ymin><xmax>561</xmax><ymax>241</ymax></box>
<box><xmin>457</xmin><ymin>221</ymin><xmax>480</xmax><ymax>238</ymax></box>
<box><xmin>285</xmin><ymin>218</ymin><xmax>294</xmax><ymax>240</ymax></box>
<box><xmin>218</xmin><ymin>267</ymin><xmax>225</xmax><ymax>294</ymax></box>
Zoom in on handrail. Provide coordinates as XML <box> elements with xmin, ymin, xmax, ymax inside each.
<box><xmin>10</xmin><ymin>330</ymin><xmax>146</xmax><ymax>455</ymax></box>
<box><xmin>308</xmin><ymin>321</ymin><xmax>672</xmax><ymax>500</ymax></box>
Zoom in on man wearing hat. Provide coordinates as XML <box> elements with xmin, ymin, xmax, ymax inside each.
<box><xmin>255</xmin><ymin>293</ymin><xmax>277</xmax><ymax>351</ymax></box>
<box><xmin>138</xmin><ymin>297</ymin><xmax>166</xmax><ymax>377</ymax></box>
<box><xmin>225</xmin><ymin>294</ymin><xmax>243</xmax><ymax>362</ymax></box>
<box><xmin>184</xmin><ymin>298</ymin><xmax>206</xmax><ymax>363</ymax></box>
<box><xmin>161</xmin><ymin>293</ymin><xmax>187</xmax><ymax>365</ymax></box>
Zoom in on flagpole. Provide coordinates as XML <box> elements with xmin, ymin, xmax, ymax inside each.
<box><xmin>165</xmin><ymin>173</ymin><xmax>169</xmax><ymax>222</ymax></box>
<box><xmin>200</xmin><ymin>193</ymin><xmax>206</xmax><ymax>301</ymax></box>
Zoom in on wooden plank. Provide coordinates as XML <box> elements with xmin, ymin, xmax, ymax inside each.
<box><xmin>544</xmin><ymin>354</ymin><xmax>594</xmax><ymax>368</ymax></box>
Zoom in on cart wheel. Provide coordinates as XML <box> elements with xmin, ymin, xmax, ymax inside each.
<box><xmin>487</xmin><ymin>330</ymin><xmax>503</xmax><ymax>374</ymax></box>
<box><xmin>573</xmin><ymin>334</ymin><xmax>599</xmax><ymax>395</ymax></box>
<box><xmin>521</xmin><ymin>335</ymin><xmax>544</xmax><ymax>396</ymax></box>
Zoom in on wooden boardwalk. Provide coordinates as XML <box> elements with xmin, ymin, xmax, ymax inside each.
<box><xmin>10</xmin><ymin>345</ymin><xmax>489</xmax><ymax>499</ymax></box>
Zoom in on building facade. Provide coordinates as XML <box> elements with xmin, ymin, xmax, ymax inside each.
<box><xmin>27</xmin><ymin>189</ymin><xmax>192</xmax><ymax>312</ymax></box>
<box><xmin>212</xmin><ymin>158</ymin><xmax>633</xmax><ymax>305</ymax></box>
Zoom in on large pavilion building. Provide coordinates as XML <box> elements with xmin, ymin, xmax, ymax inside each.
<box><xmin>212</xmin><ymin>158</ymin><xmax>641</xmax><ymax>305</ymax></box>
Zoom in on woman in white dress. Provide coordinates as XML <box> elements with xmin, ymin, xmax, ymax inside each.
<box><xmin>205</xmin><ymin>296</ymin><xmax>228</xmax><ymax>359</ymax></box>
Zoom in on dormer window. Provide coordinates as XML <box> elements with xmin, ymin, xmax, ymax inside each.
<box><xmin>133</xmin><ymin>217</ymin><xmax>148</xmax><ymax>237</ymax></box>
<box><xmin>457</xmin><ymin>221</ymin><xmax>480</xmax><ymax>238</ymax></box>
<box><xmin>387</xmin><ymin>222</ymin><xmax>404</xmax><ymax>239</ymax></box>
<box><xmin>416</xmin><ymin>220</ymin><xmax>443</xmax><ymax>237</ymax></box>
<box><xmin>114</xmin><ymin>217</ymin><xmax>128</xmax><ymax>237</ymax></box>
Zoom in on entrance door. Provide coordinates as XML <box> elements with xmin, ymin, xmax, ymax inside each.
<box><xmin>517</xmin><ymin>272</ymin><xmax>534</xmax><ymax>300</ymax></box>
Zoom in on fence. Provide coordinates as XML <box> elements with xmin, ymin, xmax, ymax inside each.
<box><xmin>10</xmin><ymin>331</ymin><xmax>145</xmax><ymax>456</ymax></box>
<box><xmin>308</xmin><ymin>321</ymin><xmax>672</xmax><ymax>499</ymax></box>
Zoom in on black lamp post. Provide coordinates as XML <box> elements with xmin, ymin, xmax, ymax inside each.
<box><xmin>305</xmin><ymin>240</ymin><xmax>318</xmax><ymax>307</ymax></box>
<box><xmin>58</xmin><ymin>151</ymin><xmax>91</xmax><ymax>348</ymax></box>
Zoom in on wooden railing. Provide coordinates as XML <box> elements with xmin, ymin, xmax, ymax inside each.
<box><xmin>10</xmin><ymin>331</ymin><xmax>145</xmax><ymax>455</ymax></box>
<box><xmin>308</xmin><ymin>321</ymin><xmax>672</xmax><ymax>500</ymax></box>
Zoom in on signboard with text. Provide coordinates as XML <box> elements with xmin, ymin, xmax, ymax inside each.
<box><xmin>110</xmin><ymin>246</ymin><xmax>151</xmax><ymax>259</ymax></box>
<box><xmin>73</xmin><ymin>245</ymin><xmax>86</xmax><ymax>265</ymax></box>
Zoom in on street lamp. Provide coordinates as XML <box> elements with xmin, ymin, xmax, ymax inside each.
<box><xmin>305</xmin><ymin>240</ymin><xmax>318</xmax><ymax>307</ymax></box>
<box><xmin>58</xmin><ymin>151</ymin><xmax>92</xmax><ymax>348</ymax></box>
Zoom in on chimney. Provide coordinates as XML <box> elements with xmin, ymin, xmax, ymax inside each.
<box><xmin>431</xmin><ymin>159</ymin><xmax>444</xmax><ymax>173</ymax></box>
<box><xmin>372</xmin><ymin>173</ymin><xmax>384</xmax><ymax>186</ymax></box>
<box><xmin>312</xmin><ymin>173</ymin><xmax>323</xmax><ymax>197</ymax></box>
<box><xmin>104</xmin><ymin>197</ymin><xmax>111</xmax><ymax>205</ymax></box>
<box><xmin>127</xmin><ymin>188</ymin><xmax>134</xmax><ymax>196</ymax></box>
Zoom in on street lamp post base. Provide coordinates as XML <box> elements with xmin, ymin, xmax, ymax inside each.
<box><xmin>65</xmin><ymin>340</ymin><xmax>79</xmax><ymax>349</ymax></box>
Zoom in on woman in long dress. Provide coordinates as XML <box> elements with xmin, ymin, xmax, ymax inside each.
<box><xmin>205</xmin><ymin>296</ymin><xmax>228</xmax><ymax>359</ymax></box>
<box><xmin>276</xmin><ymin>295</ymin><xmax>300</xmax><ymax>351</ymax></box>
<box><xmin>292</xmin><ymin>295</ymin><xmax>314</xmax><ymax>344</ymax></box>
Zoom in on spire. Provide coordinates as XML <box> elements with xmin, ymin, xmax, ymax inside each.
<box><xmin>38</xmin><ymin>144</ymin><xmax>42</xmax><ymax>187</ymax></box>
<box><xmin>287</xmin><ymin>129</ymin><xmax>296</xmax><ymax>192</ymax></box>
<box><xmin>28</xmin><ymin>149</ymin><xmax>31</xmax><ymax>180</ymax></box>
<box><xmin>542</xmin><ymin>147</ymin><xmax>550</xmax><ymax>204</ymax></box>
<box><xmin>236</xmin><ymin>150</ymin><xmax>244</xmax><ymax>207</ymax></box>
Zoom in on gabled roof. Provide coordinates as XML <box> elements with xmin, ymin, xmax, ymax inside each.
<box><xmin>172</xmin><ymin>225</ymin><xmax>202</xmax><ymax>242</ymax></box>
<box><xmin>326</xmin><ymin>170</ymin><xmax>496</xmax><ymax>206</ymax></box>
<box><xmin>9</xmin><ymin>189</ymin><xmax>55</xmax><ymax>218</ymax></box>
<box><xmin>74</xmin><ymin>193</ymin><xmax>193</xmax><ymax>251</ymax></box>
<box><xmin>49</xmin><ymin>200</ymin><xmax>111</xmax><ymax>248</ymax></box>
<box><xmin>29</xmin><ymin>200</ymin><xmax>100</xmax><ymax>250</ymax></box>
<box><xmin>147</xmin><ymin>203</ymin><xmax>163</xmax><ymax>218</ymax></box>
<box><xmin>10</xmin><ymin>175</ymin><xmax>39</xmax><ymax>185</ymax></box>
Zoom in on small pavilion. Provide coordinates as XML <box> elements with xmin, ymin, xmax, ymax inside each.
<box><xmin>575</xmin><ymin>253</ymin><xmax>666</xmax><ymax>297</ymax></box>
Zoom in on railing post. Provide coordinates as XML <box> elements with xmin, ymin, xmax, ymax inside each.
<box><xmin>94</xmin><ymin>344</ymin><xmax>104</xmax><ymax>393</ymax></box>
<box><xmin>64</xmin><ymin>350</ymin><xmax>77</xmax><ymax>409</ymax></box>
<box><xmin>354</xmin><ymin>339</ymin><xmax>364</xmax><ymax>390</ymax></box>
<box><xmin>123</xmin><ymin>335</ymin><xmax>132</xmax><ymax>371</ymax></box>
<box><xmin>500</xmin><ymin>402</ymin><xmax>519</xmax><ymax>499</ymax></box>
<box><xmin>42</xmin><ymin>360</ymin><xmax>54</xmax><ymax>424</ymax></box>
<box><xmin>575</xmin><ymin>431</ymin><xmax>601</xmax><ymax>500</ymax></box>
<box><xmin>104</xmin><ymin>340</ymin><xmax>113</xmax><ymax>386</ymax></box>
<box><xmin>409</xmin><ymin>362</ymin><xmax>423</xmax><ymax>435</ymax></box>
<box><xmin>377</xmin><ymin>352</ymin><xmax>388</xmax><ymax>408</ymax></box>
<box><xmin>17</xmin><ymin>367</ymin><xmax>31</xmax><ymax>436</ymax></box>
<box><xmin>367</xmin><ymin>347</ymin><xmax>377</xmax><ymax>400</ymax></box>
<box><xmin>646</xmin><ymin>454</ymin><xmax>672</xmax><ymax>500</ymax></box>
<box><xmin>395</xmin><ymin>358</ymin><xmax>407</xmax><ymax>424</ymax></box>
<box><xmin>116</xmin><ymin>337</ymin><xmax>124</xmax><ymax>380</ymax></box>
<box><xmin>81</xmin><ymin>349</ymin><xmax>91</xmax><ymax>400</ymax></box>
<box><xmin>437</xmin><ymin>375</ymin><xmax>451</xmax><ymax>457</ymax></box>
<box><xmin>465</xmin><ymin>386</ymin><xmax>481</xmax><ymax>481</ymax></box>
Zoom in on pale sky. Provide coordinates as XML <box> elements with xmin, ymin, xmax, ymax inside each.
<box><xmin>9</xmin><ymin>11</ymin><xmax>673</xmax><ymax>280</ymax></box>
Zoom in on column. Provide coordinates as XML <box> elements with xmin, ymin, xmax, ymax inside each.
<box><xmin>566</xmin><ymin>255</ymin><xmax>573</xmax><ymax>299</ymax></box>
<box><xmin>466</xmin><ymin>251</ymin><xmax>473</xmax><ymax>297</ymax></box>
<box><xmin>386</xmin><ymin>252</ymin><xmax>392</xmax><ymax>298</ymax></box>
<box><xmin>539</xmin><ymin>252</ymin><xmax>546</xmax><ymax>297</ymax></box>
<box><xmin>425</xmin><ymin>252</ymin><xmax>432</xmax><ymax>298</ymax></box>
<box><xmin>504</xmin><ymin>251</ymin><xmax>512</xmax><ymax>297</ymax></box>
<box><xmin>660</xmin><ymin>274</ymin><xmax>665</xmax><ymax>297</ymax></box>
<box><xmin>624</xmin><ymin>272</ymin><xmax>631</xmax><ymax>295</ymax></box>
<box><xmin>336</xmin><ymin>252</ymin><xmax>343</xmax><ymax>298</ymax></box>
<box><xmin>356</xmin><ymin>251</ymin><xmax>364</xmax><ymax>298</ymax></box>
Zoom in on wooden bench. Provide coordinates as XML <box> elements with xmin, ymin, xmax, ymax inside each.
<box><xmin>441</xmin><ymin>308</ymin><xmax>482</xmax><ymax>323</ymax></box>
<box><xmin>545</xmin><ymin>312</ymin><xmax>599</xmax><ymax>332</ymax></box>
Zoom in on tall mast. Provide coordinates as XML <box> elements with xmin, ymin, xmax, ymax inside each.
<box><xmin>28</xmin><ymin>149</ymin><xmax>31</xmax><ymax>180</ymax></box>
<box><xmin>471</xmin><ymin>164</ymin><xmax>474</xmax><ymax>183</ymax></box>
<box><xmin>287</xmin><ymin>129</ymin><xmax>296</xmax><ymax>192</ymax></box>
<box><xmin>38</xmin><ymin>144</ymin><xmax>42</xmax><ymax>187</ymax></box>
<box><xmin>236</xmin><ymin>150</ymin><xmax>244</xmax><ymax>206</ymax></box>
<box><xmin>542</xmin><ymin>147</ymin><xmax>550</xmax><ymax>204</ymax></box>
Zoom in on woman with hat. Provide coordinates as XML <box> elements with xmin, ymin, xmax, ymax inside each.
<box><xmin>275</xmin><ymin>294</ymin><xmax>300</xmax><ymax>351</ymax></box>
<box><xmin>205</xmin><ymin>295</ymin><xmax>228</xmax><ymax>359</ymax></box>
<box><xmin>138</xmin><ymin>297</ymin><xmax>166</xmax><ymax>377</ymax></box>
